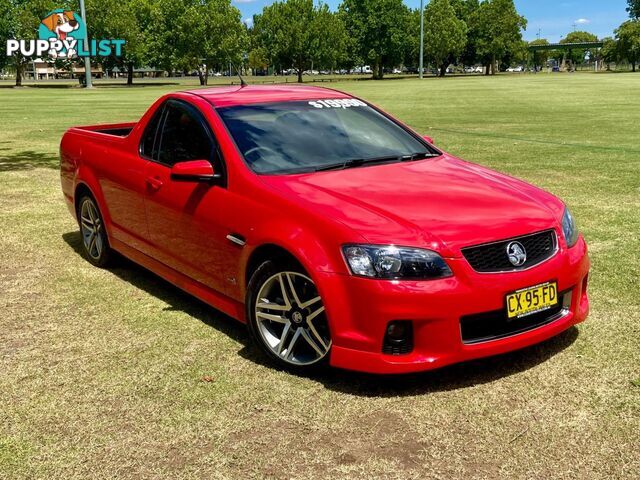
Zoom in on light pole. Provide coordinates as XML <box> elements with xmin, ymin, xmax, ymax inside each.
<box><xmin>419</xmin><ymin>0</ymin><xmax>424</xmax><ymax>79</ymax></box>
<box><xmin>79</xmin><ymin>0</ymin><xmax>92</xmax><ymax>88</ymax></box>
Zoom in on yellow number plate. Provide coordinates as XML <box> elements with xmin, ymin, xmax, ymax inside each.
<box><xmin>506</xmin><ymin>282</ymin><xmax>558</xmax><ymax>319</ymax></box>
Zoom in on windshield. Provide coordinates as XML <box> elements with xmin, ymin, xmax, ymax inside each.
<box><xmin>217</xmin><ymin>99</ymin><xmax>439</xmax><ymax>174</ymax></box>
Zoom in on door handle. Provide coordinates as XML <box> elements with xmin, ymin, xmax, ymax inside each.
<box><xmin>145</xmin><ymin>176</ymin><xmax>164</xmax><ymax>190</ymax></box>
<box><xmin>226</xmin><ymin>234</ymin><xmax>246</xmax><ymax>246</ymax></box>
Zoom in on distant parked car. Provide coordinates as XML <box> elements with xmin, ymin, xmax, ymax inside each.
<box><xmin>474</xmin><ymin>66</ymin><xmax>484</xmax><ymax>73</ymax></box>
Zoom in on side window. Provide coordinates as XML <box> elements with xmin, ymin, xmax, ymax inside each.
<box><xmin>157</xmin><ymin>102</ymin><xmax>214</xmax><ymax>166</ymax></box>
<box><xmin>140</xmin><ymin>104</ymin><xmax>164</xmax><ymax>159</ymax></box>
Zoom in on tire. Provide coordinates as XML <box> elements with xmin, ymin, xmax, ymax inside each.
<box><xmin>246</xmin><ymin>260</ymin><xmax>332</xmax><ymax>373</ymax></box>
<box><xmin>77</xmin><ymin>195</ymin><xmax>112</xmax><ymax>268</ymax></box>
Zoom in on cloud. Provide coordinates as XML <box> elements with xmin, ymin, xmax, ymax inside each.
<box><xmin>575</xmin><ymin>18</ymin><xmax>591</xmax><ymax>25</ymax></box>
<box><xmin>233</xmin><ymin>0</ymin><xmax>256</xmax><ymax>3</ymax></box>
<box><xmin>243</xmin><ymin>17</ymin><xmax>254</xmax><ymax>28</ymax></box>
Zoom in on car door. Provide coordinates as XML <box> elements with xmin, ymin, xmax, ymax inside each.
<box><xmin>142</xmin><ymin>99</ymin><xmax>232</xmax><ymax>294</ymax></box>
<box><xmin>97</xmin><ymin>122</ymin><xmax>157</xmax><ymax>252</ymax></box>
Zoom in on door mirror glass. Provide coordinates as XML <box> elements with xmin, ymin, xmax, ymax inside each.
<box><xmin>170</xmin><ymin>160</ymin><xmax>218</xmax><ymax>182</ymax></box>
<box><xmin>423</xmin><ymin>135</ymin><xmax>434</xmax><ymax>144</ymax></box>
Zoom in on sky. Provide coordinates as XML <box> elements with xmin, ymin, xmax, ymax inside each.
<box><xmin>232</xmin><ymin>0</ymin><xmax>631</xmax><ymax>43</ymax></box>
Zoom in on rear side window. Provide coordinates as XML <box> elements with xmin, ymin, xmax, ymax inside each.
<box><xmin>140</xmin><ymin>105</ymin><xmax>164</xmax><ymax>159</ymax></box>
<box><xmin>157</xmin><ymin>101</ymin><xmax>213</xmax><ymax>166</ymax></box>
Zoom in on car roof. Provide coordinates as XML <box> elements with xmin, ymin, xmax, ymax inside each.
<box><xmin>183</xmin><ymin>84</ymin><xmax>353</xmax><ymax>108</ymax></box>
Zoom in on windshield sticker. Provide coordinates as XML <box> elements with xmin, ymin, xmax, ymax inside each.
<box><xmin>308</xmin><ymin>99</ymin><xmax>367</xmax><ymax>109</ymax></box>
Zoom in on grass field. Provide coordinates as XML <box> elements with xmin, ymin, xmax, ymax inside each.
<box><xmin>1</xmin><ymin>73</ymin><xmax>639</xmax><ymax>479</ymax></box>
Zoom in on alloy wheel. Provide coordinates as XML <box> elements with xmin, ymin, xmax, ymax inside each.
<box><xmin>254</xmin><ymin>271</ymin><xmax>331</xmax><ymax>366</ymax></box>
<box><xmin>80</xmin><ymin>198</ymin><xmax>104</xmax><ymax>260</ymax></box>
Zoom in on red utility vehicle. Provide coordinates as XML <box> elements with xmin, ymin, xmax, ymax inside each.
<box><xmin>60</xmin><ymin>85</ymin><xmax>590</xmax><ymax>373</ymax></box>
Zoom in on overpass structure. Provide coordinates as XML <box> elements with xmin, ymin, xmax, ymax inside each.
<box><xmin>528</xmin><ymin>41</ymin><xmax>604</xmax><ymax>52</ymax></box>
<box><xmin>528</xmin><ymin>41</ymin><xmax>604</xmax><ymax>71</ymax></box>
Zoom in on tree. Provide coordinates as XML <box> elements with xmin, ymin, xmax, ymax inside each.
<box><xmin>184</xmin><ymin>0</ymin><xmax>247</xmax><ymax>85</ymax></box>
<box><xmin>450</xmin><ymin>0</ymin><xmax>480</xmax><ymax>20</ymax></box>
<box><xmin>450</xmin><ymin>0</ymin><xmax>480</xmax><ymax>66</ymax></box>
<box><xmin>616</xmin><ymin>20</ymin><xmax>640</xmax><ymax>71</ymax></box>
<box><xmin>423</xmin><ymin>0</ymin><xmax>467</xmax><ymax>76</ymax></box>
<box><xmin>308</xmin><ymin>3</ymin><xmax>348</xmax><ymax>73</ymax></box>
<box><xmin>501</xmin><ymin>39</ymin><xmax>528</xmax><ymax>69</ymax></box>
<box><xmin>627</xmin><ymin>0</ymin><xmax>640</xmax><ymax>19</ymax></box>
<box><xmin>600</xmin><ymin>37</ymin><xmax>618</xmax><ymax>70</ymax></box>
<box><xmin>89</xmin><ymin>0</ymin><xmax>152</xmax><ymax>85</ymax></box>
<box><xmin>4</xmin><ymin>0</ymin><xmax>56</xmax><ymax>86</ymax></box>
<box><xmin>470</xmin><ymin>0</ymin><xmax>526</xmax><ymax>75</ymax></box>
<box><xmin>339</xmin><ymin>0</ymin><xmax>409</xmax><ymax>79</ymax></box>
<box><xmin>146</xmin><ymin>0</ymin><xmax>186</xmax><ymax>75</ymax></box>
<box><xmin>529</xmin><ymin>38</ymin><xmax>550</xmax><ymax>70</ymax></box>
<box><xmin>146</xmin><ymin>0</ymin><xmax>247</xmax><ymax>85</ymax></box>
<box><xmin>247</xmin><ymin>46</ymin><xmax>269</xmax><ymax>74</ymax></box>
<box><xmin>253</xmin><ymin>0</ymin><xmax>346</xmax><ymax>83</ymax></box>
<box><xmin>0</xmin><ymin>0</ymin><xmax>10</xmax><ymax>73</ymax></box>
<box><xmin>403</xmin><ymin>8</ymin><xmax>420</xmax><ymax>69</ymax></box>
<box><xmin>560</xmin><ymin>30</ymin><xmax>598</xmax><ymax>68</ymax></box>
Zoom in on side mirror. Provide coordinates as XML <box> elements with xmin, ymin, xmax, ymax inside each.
<box><xmin>170</xmin><ymin>160</ymin><xmax>220</xmax><ymax>183</ymax></box>
<box><xmin>423</xmin><ymin>135</ymin><xmax>434</xmax><ymax>145</ymax></box>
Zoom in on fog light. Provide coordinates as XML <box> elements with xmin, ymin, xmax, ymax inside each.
<box><xmin>383</xmin><ymin>320</ymin><xmax>414</xmax><ymax>355</ymax></box>
<box><xmin>386</xmin><ymin>322</ymin><xmax>407</xmax><ymax>342</ymax></box>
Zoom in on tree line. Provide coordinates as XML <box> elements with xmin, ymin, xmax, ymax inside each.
<box><xmin>602</xmin><ymin>0</ymin><xmax>640</xmax><ymax>72</ymax></box>
<box><xmin>250</xmin><ymin>0</ymin><xmax>528</xmax><ymax>80</ymax></box>
<box><xmin>530</xmin><ymin>2</ymin><xmax>640</xmax><ymax>73</ymax></box>
<box><xmin>1</xmin><ymin>0</ymin><xmax>639</xmax><ymax>86</ymax></box>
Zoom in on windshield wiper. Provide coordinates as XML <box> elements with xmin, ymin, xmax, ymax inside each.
<box><xmin>400</xmin><ymin>151</ymin><xmax>439</xmax><ymax>161</ymax></box>
<box><xmin>315</xmin><ymin>158</ymin><xmax>369</xmax><ymax>172</ymax></box>
<box><xmin>315</xmin><ymin>152</ymin><xmax>437</xmax><ymax>172</ymax></box>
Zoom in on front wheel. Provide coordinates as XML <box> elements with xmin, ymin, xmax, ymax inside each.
<box><xmin>77</xmin><ymin>195</ymin><xmax>112</xmax><ymax>267</ymax></box>
<box><xmin>246</xmin><ymin>261</ymin><xmax>332</xmax><ymax>372</ymax></box>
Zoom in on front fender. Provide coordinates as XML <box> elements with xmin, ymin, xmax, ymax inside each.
<box><xmin>236</xmin><ymin>201</ymin><xmax>368</xmax><ymax>300</ymax></box>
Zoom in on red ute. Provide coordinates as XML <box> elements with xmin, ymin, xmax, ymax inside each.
<box><xmin>60</xmin><ymin>85</ymin><xmax>590</xmax><ymax>374</ymax></box>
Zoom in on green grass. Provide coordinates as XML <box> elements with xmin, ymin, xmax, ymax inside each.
<box><xmin>1</xmin><ymin>73</ymin><xmax>639</xmax><ymax>479</ymax></box>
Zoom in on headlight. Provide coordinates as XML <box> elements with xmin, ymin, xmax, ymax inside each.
<box><xmin>562</xmin><ymin>207</ymin><xmax>579</xmax><ymax>248</ymax></box>
<box><xmin>342</xmin><ymin>245</ymin><xmax>452</xmax><ymax>279</ymax></box>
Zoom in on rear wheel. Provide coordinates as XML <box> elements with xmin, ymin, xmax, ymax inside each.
<box><xmin>77</xmin><ymin>195</ymin><xmax>112</xmax><ymax>267</ymax></box>
<box><xmin>247</xmin><ymin>260</ymin><xmax>331</xmax><ymax>372</ymax></box>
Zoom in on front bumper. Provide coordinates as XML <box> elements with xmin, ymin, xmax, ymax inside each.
<box><xmin>319</xmin><ymin>235</ymin><xmax>590</xmax><ymax>374</ymax></box>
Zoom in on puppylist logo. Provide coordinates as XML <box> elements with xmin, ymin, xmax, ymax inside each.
<box><xmin>6</xmin><ymin>9</ymin><xmax>125</xmax><ymax>59</ymax></box>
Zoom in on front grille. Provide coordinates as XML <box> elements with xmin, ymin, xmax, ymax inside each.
<box><xmin>460</xmin><ymin>291</ymin><xmax>569</xmax><ymax>344</ymax></box>
<box><xmin>462</xmin><ymin>229</ymin><xmax>557</xmax><ymax>273</ymax></box>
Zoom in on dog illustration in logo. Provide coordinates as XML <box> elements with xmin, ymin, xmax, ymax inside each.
<box><xmin>41</xmin><ymin>11</ymin><xmax>79</xmax><ymax>57</ymax></box>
